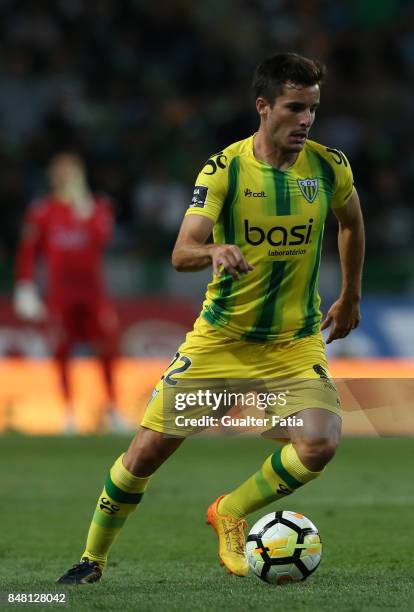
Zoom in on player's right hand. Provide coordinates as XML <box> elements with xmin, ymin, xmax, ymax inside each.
<box><xmin>13</xmin><ymin>281</ymin><xmax>47</xmax><ymax>322</ymax></box>
<box><xmin>211</xmin><ymin>245</ymin><xmax>254</xmax><ymax>280</ymax></box>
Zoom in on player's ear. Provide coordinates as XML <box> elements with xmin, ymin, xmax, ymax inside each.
<box><xmin>256</xmin><ymin>97</ymin><xmax>268</xmax><ymax>119</ymax></box>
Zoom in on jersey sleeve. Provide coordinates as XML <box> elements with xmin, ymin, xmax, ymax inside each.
<box><xmin>329</xmin><ymin>149</ymin><xmax>354</xmax><ymax>209</ymax></box>
<box><xmin>185</xmin><ymin>151</ymin><xmax>229</xmax><ymax>223</ymax></box>
<box><xmin>90</xmin><ymin>196</ymin><xmax>114</xmax><ymax>246</ymax></box>
<box><xmin>15</xmin><ymin>203</ymin><xmax>45</xmax><ymax>282</ymax></box>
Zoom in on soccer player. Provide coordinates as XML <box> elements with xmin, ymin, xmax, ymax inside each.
<box><xmin>14</xmin><ymin>153</ymin><xmax>128</xmax><ymax>433</ymax></box>
<box><xmin>57</xmin><ymin>53</ymin><xmax>364</xmax><ymax>583</ymax></box>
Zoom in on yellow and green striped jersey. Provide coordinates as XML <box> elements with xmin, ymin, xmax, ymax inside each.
<box><xmin>185</xmin><ymin>135</ymin><xmax>354</xmax><ymax>343</ymax></box>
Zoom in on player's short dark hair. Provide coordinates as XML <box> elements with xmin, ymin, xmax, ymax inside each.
<box><xmin>253</xmin><ymin>52</ymin><xmax>326</xmax><ymax>105</ymax></box>
<box><xmin>48</xmin><ymin>152</ymin><xmax>85</xmax><ymax>170</ymax></box>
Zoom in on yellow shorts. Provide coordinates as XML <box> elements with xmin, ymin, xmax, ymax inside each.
<box><xmin>141</xmin><ymin>316</ymin><xmax>341</xmax><ymax>437</ymax></box>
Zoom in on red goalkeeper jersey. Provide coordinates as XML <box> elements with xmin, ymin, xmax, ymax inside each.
<box><xmin>16</xmin><ymin>195</ymin><xmax>114</xmax><ymax>302</ymax></box>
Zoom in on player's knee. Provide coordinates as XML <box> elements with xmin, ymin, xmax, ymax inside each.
<box><xmin>123</xmin><ymin>427</ymin><xmax>184</xmax><ymax>477</ymax></box>
<box><xmin>294</xmin><ymin>437</ymin><xmax>339</xmax><ymax>471</ymax></box>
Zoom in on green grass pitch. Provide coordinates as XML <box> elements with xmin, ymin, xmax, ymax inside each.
<box><xmin>2</xmin><ymin>435</ymin><xmax>413</xmax><ymax>611</ymax></box>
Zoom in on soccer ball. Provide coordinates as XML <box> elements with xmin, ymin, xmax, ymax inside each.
<box><xmin>246</xmin><ymin>510</ymin><xmax>322</xmax><ymax>585</ymax></box>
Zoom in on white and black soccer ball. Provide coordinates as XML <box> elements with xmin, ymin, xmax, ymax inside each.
<box><xmin>246</xmin><ymin>510</ymin><xmax>322</xmax><ymax>585</ymax></box>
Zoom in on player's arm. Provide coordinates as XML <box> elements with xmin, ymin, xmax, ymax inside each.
<box><xmin>13</xmin><ymin>206</ymin><xmax>47</xmax><ymax>321</ymax></box>
<box><xmin>172</xmin><ymin>214</ymin><xmax>253</xmax><ymax>280</ymax></box>
<box><xmin>90</xmin><ymin>197</ymin><xmax>114</xmax><ymax>246</ymax></box>
<box><xmin>321</xmin><ymin>187</ymin><xmax>365</xmax><ymax>343</ymax></box>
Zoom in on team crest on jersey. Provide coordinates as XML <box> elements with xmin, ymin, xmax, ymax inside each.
<box><xmin>297</xmin><ymin>178</ymin><xmax>318</xmax><ymax>203</ymax></box>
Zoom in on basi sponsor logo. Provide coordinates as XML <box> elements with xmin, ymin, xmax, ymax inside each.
<box><xmin>244</xmin><ymin>218</ymin><xmax>313</xmax><ymax>246</ymax></box>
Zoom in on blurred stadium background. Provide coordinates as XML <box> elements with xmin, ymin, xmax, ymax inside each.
<box><xmin>0</xmin><ymin>0</ymin><xmax>414</xmax><ymax>435</ymax></box>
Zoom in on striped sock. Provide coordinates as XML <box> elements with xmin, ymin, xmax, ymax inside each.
<box><xmin>218</xmin><ymin>443</ymin><xmax>322</xmax><ymax>519</ymax></box>
<box><xmin>82</xmin><ymin>454</ymin><xmax>150</xmax><ymax>569</ymax></box>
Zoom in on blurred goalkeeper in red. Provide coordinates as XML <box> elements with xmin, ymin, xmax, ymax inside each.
<box><xmin>14</xmin><ymin>153</ymin><xmax>128</xmax><ymax>433</ymax></box>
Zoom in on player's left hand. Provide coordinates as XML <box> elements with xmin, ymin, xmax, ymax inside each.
<box><xmin>321</xmin><ymin>297</ymin><xmax>361</xmax><ymax>344</ymax></box>
<box><xmin>13</xmin><ymin>281</ymin><xmax>47</xmax><ymax>322</ymax></box>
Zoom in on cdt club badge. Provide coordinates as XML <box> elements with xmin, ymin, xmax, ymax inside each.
<box><xmin>189</xmin><ymin>185</ymin><xmax>208</xmax><ymax>209</ymax></box>
<box><xmin>297</xmin><ymin>178</ymin><xmax>318</xmax><ymax>203</ymax></box>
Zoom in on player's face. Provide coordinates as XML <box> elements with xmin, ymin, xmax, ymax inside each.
<box><xmin>260</xmin><ymin>83</ymin><xmax>320</xmax><ymax>153</ymax></box>
<box><xmin>48</xmin><ymin>156</ymin><xmax>85</xmax><ymax>192</ymax></box>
